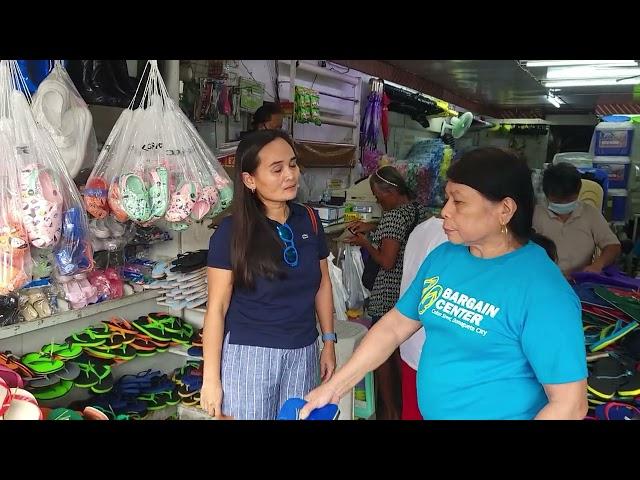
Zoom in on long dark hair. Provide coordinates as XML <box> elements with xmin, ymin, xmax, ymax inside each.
<box><xmin>369</xmin><ymin>165</ymin><xmax>415</xmax><ymax>199</ymax></box>
<box><xmin>231</xmin><ymin>130</ymin><xmax>294</xmax><ymax>289</ymax></box>
<box><xmin>447</xmin><ymin>147</ymin><xmax>535</xmax><ymax>244</ymax></box>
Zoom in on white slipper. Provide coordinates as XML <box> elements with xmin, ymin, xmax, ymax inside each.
<box><xmin>186</xmin><ymin>288</ymin><xmax>207</xmax><ymax>302</ymax></box>
<box><xmin>186</xmin><ymin>297</ymin><xmax>207</xmax><ymax>309</ymax></box>
<box><xmin>184</xmin><ymin>285</ymin><xmax>207</xmax><ymax>298</ymax></box>
<box><xmin>182</xmin><ymin>277</ymin><xmax>206</xmax><ymax>289</ymax></box>
<box><xmin>3</xmin><ymin>398</ymin><xmax>43</xmax><ymax>420</ymax></box>
<box><xmin>2</xmin><ymin>387</ymin><xmax>42</xmax><ymax>420</ymax></box>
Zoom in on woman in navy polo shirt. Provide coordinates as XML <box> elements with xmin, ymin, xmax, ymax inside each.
<box><xmin>200</xmin><ymin>130</ymin><xmax>337</xmax><ymax>420</ymax></box>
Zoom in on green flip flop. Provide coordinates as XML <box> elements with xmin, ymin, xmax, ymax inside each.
<box><xmin>132</xmin><ymin>316</ymin><xmax>172</xmax><ymax>342</ymax></box>
<box><xmin>47</xmin><ymin>407</ymin><xmax>84</xmax><ymax>421</ymax></box>
<box><xmin>68</xmin><ymin>326</ymin><xmax>111</xmax><ymax>347</ymax></box>
<box><xmin>32</xmin><ymin>379</ymin><xmax>74</xmax><ymax>401</ymax></box>
<box><xmin>168</xmin><ymin>323</ymin><xmax>194</xmax><ymax>345</ymax></box>
<box><xmin>90</xmin><ymin>373</ymin><xmax>114</xmax><ymax>394</ymax></box>
<box><xmin>74</xmin><ymin>361</ymin><xmax>112</xmax><ymax>389</ymax></box>
<box><xmin>40</xmin><ymin>343</ymin><xmax>83</xmax><ymax>360</ymax></box>
<box><xmin>146</xmin><ymin>313</ymin><xmax>183</xmax><ymax>333</ymax></box>
<box><xmin>20</xmin><ymin>352</ymin><xmax>65</xmax><ymax>375</ymax></box>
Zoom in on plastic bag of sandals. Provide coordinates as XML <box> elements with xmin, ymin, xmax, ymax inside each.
<box><xmin>0</xmin><ymin>130</ymin><xmax>32</xmax><ymax>295</ymax></box>
<box><xmin>0</xmin><ymin>60</ymin><xmax>94</xmax><ymax>278</ymax></box>
<box><xmin>0</xmin><ymin>293</ymin><xmax>20</xmax><ymax>327</ymax></box>
<box><xmin>106</xmin><ymin>61</ymin><xmax>231</xmax><ymax>228</ymax></box>
<box><xmin>18</xmin><ymin>286</ymin><xmax>55</xmax><ymax>321</ymax></box>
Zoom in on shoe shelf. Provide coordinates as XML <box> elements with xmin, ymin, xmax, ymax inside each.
<box><xmin>144</xmin><ymin>404</ymin><xmax>178</xmax><ymax>420</ymax></box>
<box><xmin>0</xmin><ymin>291</ymin><xmax>161</xmax><ymax>340</ymax></box>
<box><xmin>167</xmin><ymin>345</ymin><xmax>203</xmax><ymax>361</ymax></box>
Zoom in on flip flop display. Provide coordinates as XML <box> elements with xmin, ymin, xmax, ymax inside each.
<box><xmin>573</xmin><ymin>277</ymin><xmax>640</xmax><ymax>420</ymax></box>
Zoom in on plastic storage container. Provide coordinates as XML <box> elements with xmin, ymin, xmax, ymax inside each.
<box><xmin>593</xmin><ymin>156</ymin><xmax>630</xmax><ymax>189</ymax></box>
<box><xmin>594</xmin><ymin>122</ymin><xmax>634</xmax><ymax>156</ymax></box>
<box><xmin>608</xmin><ymin>188</ymin><xmax>628</xmax><ymax>221</ymax></box>
<box><xmin>553</xmin><ymin>152</ymin><xmax>593</xmax><ymax>168</ymax></box>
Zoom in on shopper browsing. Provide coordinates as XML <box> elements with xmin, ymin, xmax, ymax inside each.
<box><xmin>200</xmin><ymin>130</ymin><xmax>336</xmax><ymax>420</ymax></box>
<box><xmin>300</xmin><ymin>147</ymin><xmax>588</xmax><ymax>420</ymax></box>
<box><xmin>399</xmin><ymin>221</ymin><xmax>561</xmax><ymax>420</ymax></box>
<box><xmin>346</xmin><ymin>165</ymin><xmax>430</xmax><ymax>420</ymax></box>
<box><xmin>533</xmin><ymin>162</ymin><xmax>621</xmax><ymax>277</ymax></box>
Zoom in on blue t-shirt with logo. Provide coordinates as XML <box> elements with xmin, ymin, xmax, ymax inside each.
<box><xmin>396</xmin><ymin>241</ymin><xmax>587</xmax><ymax>420</ymax></box>
<box><xmin>208</xmin><ymin>203</ymin><xmax>329</xmax><ymax>349</ymax></box>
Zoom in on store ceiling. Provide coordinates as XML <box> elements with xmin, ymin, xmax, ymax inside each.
<box><xmin>383</xmin><ymin>60</ymin><xmax>638</xmax><ymax>113</ymax></box>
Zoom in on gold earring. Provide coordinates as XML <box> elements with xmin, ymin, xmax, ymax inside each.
<box><xmin>501</xmin><ymin>224</ymin><xmax>508</xmax><ymax>236</ymax></box>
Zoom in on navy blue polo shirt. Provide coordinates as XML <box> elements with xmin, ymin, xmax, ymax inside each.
<box><xmin>207</xmin><ymin>203</ymin><xmax>330</xmax><ymax>349</ymax></box>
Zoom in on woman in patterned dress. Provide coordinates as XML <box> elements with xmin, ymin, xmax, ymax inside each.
<box><xmin>346</xmin><ymin>166</ymin><xmax>430</xmax><ymax>420</ymax></box>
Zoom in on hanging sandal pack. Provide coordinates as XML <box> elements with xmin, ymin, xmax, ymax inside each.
<box><xmin>87</xmin><ymin>60</ymin><xmax>232</xmax><ymax>229</ymax></box>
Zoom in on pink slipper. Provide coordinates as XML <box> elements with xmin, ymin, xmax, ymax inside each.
<box><xmin>0</xmin><ymin>365</ymin><xmax>24</xmax><ymax>389</ymax></box>
<box><xmin>165</xmin><ymin>182</ymin><xmax>198</xmax><ymax>222</ymax></box>
<box><xmin>19</xmin><ymin>164</ymin><xmax>63</xmax><ymax>248</ymax></box>
<box><xmin>190</xmin><ymin>185</ymin><xmax>219</xmax><ymax>220</ymax></box>
<box><xmin>63</xmin><ymin>280</ymin><xmax>86</xmax><ymax>309</ymax></box>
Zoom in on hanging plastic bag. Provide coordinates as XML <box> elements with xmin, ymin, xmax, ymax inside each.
<box><xmin>327</xmin><ymin>253</ymin><xmax>348</xmax><ymax>321</ymax></box>
<box><xmin>0</xmin><ymin>60</ymin><xmax>94</xmax><ymax>277</ymax></box>
<box><xmin>84</xmin><ymin>107</ymin><xmax>140</xmax><ymax>221</ymax></box>
<box><xmin>172</xmin><ymin>104</ymin><xmax>233</xmax><ymax>219</ymax></box>
<box><xmin>342</xmin><ymin>244</ymin><xmax>369</xmax><ymax>310</ymax></box>
<box><xmin>31</xmin><ymin>60</ymin><xmax>98</xmax><ymax>179</ymax></box>
<box><xmin>0</xmin><ymin>131</ymin><xmax>32</xmax><ymax>294</ymax></box>
<box><xmin>97</xmin><ymin>60</ymin><xmax>232</xmax><ymax>229</ymax></box>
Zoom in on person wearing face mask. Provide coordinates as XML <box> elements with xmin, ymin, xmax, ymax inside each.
<box><xmin>533</xmin><ymin>162</ymin><xmax>621</xmax><ymax>277</ymax></box>
<box><xmin>298</xmin><ymin>148</ymin><xmax>587</xmax><ymax>420</ymax></box>
<box><xmin>200</xmin><ymin>130</ymin><xmax>336</xmax><ymax>420</ymax></box>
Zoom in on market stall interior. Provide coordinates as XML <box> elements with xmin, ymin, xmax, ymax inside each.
<box><xmin>1</xmin><ymin>59</ymin><xmax>640</xmax><ymax>421</ymax></box>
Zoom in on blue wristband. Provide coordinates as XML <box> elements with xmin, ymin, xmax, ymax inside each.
<box><xmin>322</xmin><ymin>332</ymin><xmax>337</xmax><ymax>343</ymax></box>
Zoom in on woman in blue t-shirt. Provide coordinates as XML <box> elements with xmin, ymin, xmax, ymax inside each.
<box><xmin>200</xmin><ymin>130</ymin><xmax>336</xmax><ymax>420</ymax></box>
<box><xmin>300</xmin><ymin>147</ymin><xmax>588</xmax><ymax>420</ymax></box>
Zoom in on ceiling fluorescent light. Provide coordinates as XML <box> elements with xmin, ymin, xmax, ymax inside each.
<box><xmin>546</xmin><ymin>66</ymin><xmax>640</xmax><ymax>80</ymax></box>
<box><xmin>546</xmin><ymin>94</ymin><xmax>562</xmax><ymax>108</ymax></box>
<box><xmin>525</xmin><ymin>60</ymin><xmax>638</xmax><ymax>68</ymax></box>
<box><xmin>544</xmin><ymin>78</ymin><xmax>640</xmax><ymax>87</ymax></box>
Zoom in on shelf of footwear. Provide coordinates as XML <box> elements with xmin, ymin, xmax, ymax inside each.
<box><xmin>177</xmin><ymin>403</ymin><xmax>213</xmax><ymax>420</ymax></box>
<box><xmin>0</xmin><ymin>291</ymin><xmax>162</xmax><ymax>340</ymax></box>
<box><xmin>167</xmin><ymin>345</ymin><xmax>203</xmax><ymax>361</ymax></box>
<box><xmin>143</xmin><ymin>404</ymin><xmax>178</xmax><ymax>421</ymax></box>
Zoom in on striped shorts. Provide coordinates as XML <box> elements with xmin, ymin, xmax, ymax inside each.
<box><xmin>221</xmin><ymin>333</ymin><xmax>320</xmax><ymax>420</ymax></box>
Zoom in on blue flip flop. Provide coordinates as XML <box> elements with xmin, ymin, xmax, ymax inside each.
<box><xmin>152</xmin><ymin>261</ymin><xmax>168</xmax><ymax>279</ymax></box>
<box><xmin>277</xmin><ymin>398</ymin><xmax>340</xmax><ymax>420</ymax></box>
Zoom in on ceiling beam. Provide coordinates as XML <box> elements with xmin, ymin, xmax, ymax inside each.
<box><xmin>332</xmin><ymin>59</ymin><xmax>499</xmax><ymax>117</ymax></box>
